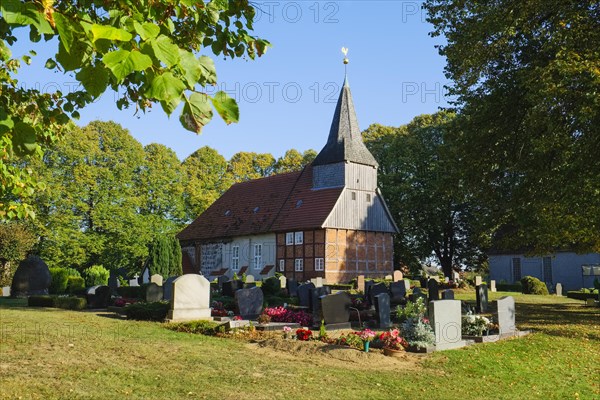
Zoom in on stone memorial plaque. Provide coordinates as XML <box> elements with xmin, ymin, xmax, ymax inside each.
<box><xmin>167</xmin><ymin>274</ymin><xmax>211</xmax><ymax>322</ymax></box>
<box><xmin>146</xmin><ymin>282</ymin><xmax>164</xmax><ymax>302</ymax></box>
<box><xmin>320</xmin><ymin>292</ymin><xmax>351</xmax><ymax>326</ymax></box>
<box><xmin>429</xmin><ymin>300</ymin><xmax>466</xmax><ymax>350</ymax></box>
<box><xmin>235</xmin><ymin>286</ymin><xmax>264</xmax><ymax>319</ymax></box>
<box><xmin>374</xmin><ymin>293</ymin><xmax>392</xmax><ymax>329</ymax></box>
<box><xmin>496</xmin><ymin>296</ymin><xmax>516</xmax><ymax>337</ymax></box>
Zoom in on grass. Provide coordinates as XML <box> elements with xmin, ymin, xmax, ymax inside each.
<box><xmin>1</xmin><ymin>292</ymin><xmax>599</xmax><ymax>400</ymax></box>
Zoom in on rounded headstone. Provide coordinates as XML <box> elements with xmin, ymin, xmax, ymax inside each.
<box><xmin>11</xmin><ymin>256</ymin><xmax>51</xmax><ymax>298</ymax></box>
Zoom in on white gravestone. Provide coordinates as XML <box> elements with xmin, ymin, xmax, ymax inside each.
<box><xmin>166</xmin><ymin>274</ymin><xmax>212</xmax><ymax>322</ymax></box>
<box><xmin>150</xmin><ymin>274</ymin><xmax>163</xmax><ymax>286</ymax></box>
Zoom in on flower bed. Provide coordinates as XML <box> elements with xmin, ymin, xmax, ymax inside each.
<box><xmin>263</xmin><ymin>306</ymin><xmax>312</xmax><ymax>326</ymax></box>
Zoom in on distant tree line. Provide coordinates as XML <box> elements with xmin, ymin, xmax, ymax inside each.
<box><xmin>2</xmin><ymin>121</ymin><xmax>315</xmax><ymax>277</ymax></box>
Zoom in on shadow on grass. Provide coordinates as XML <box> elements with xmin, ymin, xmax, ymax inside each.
<box><xmin>516</xmin><ymin>302</ymin><xmax>600</xmax><ymax>341</ymax></box>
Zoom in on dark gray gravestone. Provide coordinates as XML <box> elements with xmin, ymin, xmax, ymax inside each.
<box><xmin>390</xmin><ymin>281</ymin><xmax>407</xmax><ymax>301</ymax></box>
<box><xmin>287</xmin><ymin>279</ymin><xmax>298</xmax><ymax>297</ymax></box>
<box><xmin>374</xmin><ymin>293</ymin><xmax>392</xmax><ymax>329</ymax></box>
<box><xmin>88</xmin><ymin>285</ymin><xmax>111</xmax><ymax>308</ymax></box>
<box><xmin>11</xmin><ymin>256</ymin><xmax>52</xmax><ymax>297</ymax></box>
<box><xmin>217</xmin><ymin>275</ymin><xmax>228</xmax><ymax>290</ymax></box>
<box><xmin>163</xmin><ymin>277</ymin><xmax>177</xmax><ymax>302</ymax></box>
<box><xmin>235</xmin><ymin>286</ymin><xmax>264</xmax><ymax>319</ymax></box>
<box><xmin>320</xmin><ymin>292</ymin><xmax>351</xmax><ymax>327</ymax></box>
<box><xmin>476</xmin><ymin>284</ymin><xmax>489</xmax><ymax>313</ymax></box>
<box><xmin>442</xmin><ymin>289</ymin><xmax>455</xmax><ymax>300</ymax></box>
<box><xmin>496</xmin><ymin>296</ymin><xmax>516</xmax><ymax>337</ymax></box>
<box><xmin>427</xmin><ymin>279</ymin><xmax>440</xmax><ymax>302</ymax></box>
<box><xmin>222</xmin><ymin>280</ymin><xmax>243</xmax><ymax>297</ymax></box>
<box><xmin>297</xmin><ymin>282</ymin><xmax>315</xmax><ymax>307</ymax></box>
<box><xmin>146</xmin><ymin>282</ymin><xmax>164</xmax><ymax>302</ymax></box>
<box><xmin>108</xmin><ymin>271</ymin><xmax>120</xmax><ymax>295</ymax></box>
<box><xmin>364</xmin><ymin>280</ymin><xmax>375</xmax><ymax>300</ymax></box>
<box><xmin>368</xmin><ymin>283</ymin><xmax>388</xmax><ymax>305</ymax></box>
<box><xmin>309</xmin><ymin>286</ymin><xmax>331</xmax><ymax>325</ymax></box>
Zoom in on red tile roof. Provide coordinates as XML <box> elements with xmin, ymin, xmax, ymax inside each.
<box><xmin>178</xmin><ymin>165</ymin><xmax>343</xmax><ymax>242</ymax></box>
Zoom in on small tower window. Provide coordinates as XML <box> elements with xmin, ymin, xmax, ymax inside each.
<box><xmin>351</xmin><ymin>191</ymin><xmax>356</xmax><ymax>200</ymax></box>
<box><xmin>366</xmin><ymin>193</ymin><xmax>371</xmax><ymax>202</ymax></box>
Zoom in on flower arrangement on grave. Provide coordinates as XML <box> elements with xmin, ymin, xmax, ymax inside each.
<box><xmin>379</xmin><ymin>328</ymin><xmax>408</xmax><ymax>351</ymax></box>
<box><xmin>257</xmin><ymin>312</ymin><xmax>272</xmax><ymax>324</ymax></box>
<box><xmin>296</xmin><ymin>328</ymin><xmax>312</xmax><ymax>341</ymax></box>
<box><xmin>211</xmin><ymin>301</ymin><xmax>229</xmax><ymax>317</ymax></box>
<box><xmin>358</xmin><ymin>328</ymin><xmax>376</xmax><ymax>352</ymax></box>
<box><xmin>395</xmin><ymin>296</ymin><xmax>427</xmax><ymax>323</ymax></box>
<box><xmin>263</xmin><ymin>306</ymin><xmax>312</xmax><ymax>326</ymax></box>
<box><xmin>401</xmin><ymin>317</ymin><xmax>435</xmax><ymax>350</ymax></box>
<box><xmin>333</xmin><ymin>332</ymin><xmax>364</xmax><ymax>350</ymax></box>
<box><xmin>282</xmin><ymin>326</ymin><xmax>293</xmax><ymax>339</ymax></box>
<box><xmin>462</xmin><ymin>313</ymin><xmax>493</xmax><ymax>336</ymax></box>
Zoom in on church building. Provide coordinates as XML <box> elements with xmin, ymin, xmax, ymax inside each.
<box><xmin>177</xmin><ymin>73</ymin><xmax>398</xmax><ymax>283</ymax></box>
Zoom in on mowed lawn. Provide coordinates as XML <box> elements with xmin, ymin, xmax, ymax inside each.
<box><xmin>0</xmin><ymin>292</ymin><xmax>598</xmax><ymax>400</ymax></box>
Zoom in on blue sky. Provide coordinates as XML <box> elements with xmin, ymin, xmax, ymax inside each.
<box><xmin>13</xmin><ymin>1</ymin><xmax>449</xmax><ymax>161</ymax></box>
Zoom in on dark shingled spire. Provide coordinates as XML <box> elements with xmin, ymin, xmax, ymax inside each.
<box><xmin>312</xmin><ymin>76</ymin><xmax>378</xmax><ymax>167</ymax></box>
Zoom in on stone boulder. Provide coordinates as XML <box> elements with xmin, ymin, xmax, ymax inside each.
<box><xmin>11</xmin><ymin>256</ymin><xmax>52</xmax><ymax>297</ymax></box>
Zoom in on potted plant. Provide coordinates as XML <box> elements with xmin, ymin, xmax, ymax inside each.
<box><xmin>401</xmin><ymin>317</ymin><xmax>435</xmax><ymax>352</ymax></box>
<box><xmin>379</xmin><ymin>328</ymin><xmax>408</xmax><ymax>357</ymax></box>
<box><xmin>296</xmin><ymin>328</ymin><xmax>312</xmax><ymax>341</ymax></box>
<box><xmin>358</xmin><ymin>328</ymin><xmax>376</xmax><ymax>352</ymax></box>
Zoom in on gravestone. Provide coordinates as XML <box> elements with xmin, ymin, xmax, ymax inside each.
<box><xmin>141</xmin><ymin>267</ymin><xmax>150</xmax><ymax>284</ymax></box>
<box><xmin>476</xmin><ymin>284</ymin><xmax>489</xmax><ymax>313</ymax></box>
<box><xmin>357</xmin><ymin>275</ymin><xmax>365</xmax><ymax>292</ymax></box>
<box><xmin>222</xmin><ymin>280</ymin><xmax>243</xmax><ymax>297</ymax></box>
<box><xmin>385</xmin><ymin>275</ymin><xmax>393</xmax><ymax>280</ymax></box>
<box><xmin>163</xmin><ymin>277</ymin><xmax>177</xmax><ymax>302</ymax></box>
<box><xmin>320</xmin><ymin>292</ymin><xmax>352</xmax><ymax>329</ymax></box>
<box><xmin>129</xmin><ymin>279</ymin><xmax>140</xmax><ymax>287</ymax></box>
<box><xmin>2</xmin><ymin>286</ymin><xmax>10</xmax><ymax>297</ymax></box>
<box><xmin>374</xmin><ymin>293</ymin><xmax>392</xmax><ymax>329</ymax></box>
<box><xmin>297</xmin><ymin>282</ymin><xmax>315</xmax><ymax>307</ymax></box>
<box><xmin>146</xmin><ymin>282</ymin><xmax>164</xmax><ymax>302</ymax></box>
<box><xmin>309</xmin><ymin>286</ymin><xmax>331</xmax><ymax>325</ymax></box>
<box><xmin>452</xmin><ymin>271</ymin><xmax>460</xmax><ymax>281</ymax></box>
<box><xmin>87</xmin><ymin>285</ymin><xmax>111</xmax><ymax>308</ymax></box>
<box><xmin>364</xmin><ymin>280</ymin><xmax>375</xmax><ymax>299</ymax></box>
<box><xmin>314</xmin><ymin>277</ymin><xmax>323</xmax><ymax>288</ymax></box>
<box><xmin>442</xmin><ymin>289</ymin><xmax>455</xmax><ymax>300</ymax></box>
<box><xmin>245</xmin><ymin>275</ymin><xmax>255</xmax><ymax>283</ymax></box>
<box><xmin>108</xmin><ymin>271</ymin><xmax>120</xmax><ymax>294</ymax></box>
<box><xmin>11</xmin><ymin>255</ymin><xmax>52</xmax><ymax>297</ymax></box>
<box><xmin>287</xmin><ymin>278</ymin><xmax>298</xmax><ymax>297</ymax></box>
<box><xmin>403</xmin><ymin>279</ymin><xmax>411</xmax><ymax>292</ymax></box>
<box><xmin>475</xmin><ymin>276</ymin><xmax>483</xmax><ymax>286</ymax></box>
<box><xmin>235</xmin><ymin>286</ymin><xmax>264</xmax><ymax>319</ymax></box>
<box><xmin>427</xmin><ymin>279</ymin><xmax>440</xmax><ymax>302</ymax></box>
<box><xmin>279</xmin><ymin>276</ymin><xmax>287</xmax><ymax>289</ymax></box>
<box><xmin>166</xmin><ymin>274</ymin><xmax>211</xmax><ymax>322</ymax></box>
<box><xmin>390</xmin><ymin>281</ymin><xmax>407</xmax><ymax>302</ymax></box>
<box><xmin>555</xmin><ymin>283</ymin><xmax>563</xmax><ymax>297</ymax></box>
<box><xmin>419</xmin><ymin>277</ymin><xmax>428</xmax><ymax>288</ymax></box>
<box><xmin>429</xmin><ymin>300</ymin><xmax>467</xmax><ymax>350</ymax></box>
<box><xmin>150</xmin><ymin>274</ymin><xmax>163</xmax><ymax>286</ymax></box>
<box><xmin>489</xmin><ymin>280</ymin><xmax>496</xmax><ymax>292</ymax></box>
<box><xmin>411</xmin><ymin>290</ymin><xmax>428</xmax><ymax>304</ymax></box>
<box><xmin>217</xmin><ymin>275</ymin><xmax>228</xmax><ymax>290</ymax></box>
<box><xmin>369</xmin><ymin>283</ymin><xmax>388</xmax><ymax>305</ymax></box>
<box><xmin>393</xmin><ymin>270</ymin><xmax>403</xmax><ymax>282</ymax></box>
<box><xmin>496</xmin><ymin>296</ymin><xmax>516</xmax><ymax>337</ymax></box>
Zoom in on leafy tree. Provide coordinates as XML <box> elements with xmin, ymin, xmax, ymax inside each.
<box><xmin>228</xmin><ymin>151</ymin><xmax>275</xmax><ymax>182</ymax></box>
<box><xmin>424</xmin><ymin>0</ymin><xmax>600</xmax><ymax>253</ymax></box>
<box><xmin>148</xmin><ymin>235</ymin><xmax>181</xmax><ymax>277</ymax></box>
<box><xmin>364</xmin><ymin>113</ymin><xmax>486</xmax><ymax>277</ymax></box>
<box><xmin>0</xmin><ymin>0</ymin><xmax>269</xmax><ymax>220</ymax></box>
<box><xmin>138</xmin><ymin>143</ymin><xmax>186</xmax><ymax>232</ymax></box>
<box><xmin>182</xmin><ymin>146</ymin><xmax>231</xmax><ymax>220</ymax></box>
<box><xmin>273</xmin><ymin>149</ymin><xmax>317</xmax><ymax>174</ymax></box>
<box><xmin>0</xmin><ymin>221</ymin><xmax>37</xmax><ymax>285</ymax></box>
<box><xmin>32</xmin><ymin>121</ymin><xmax>150</xmax><ymax>271</ymax></box>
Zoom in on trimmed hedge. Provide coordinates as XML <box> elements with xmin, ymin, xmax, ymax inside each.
<box><xmin>117</xmin><ymin>285</ymin><xmax>145</xmax><ymax>299</ymax></box>
<box><xmin>124</xmin><ymin>301</ymin><xmax>170</xmax><ymax>321</ymax></box>
<box><xmin>520</xmin><ymin>276</ymin><xmax>549</xmax><ymax>295</ymax></box>
<box><xmin>67</xmin><ymin>276</ymin><xmax>86</xmax><ymax>294</ymax></box>
<box><xmin>496</xmin><ymin>282</ymin><xmax>523</xmax><ymax>292</ymax></box>
<box><xmin>49</xmin><ymin>268</ymin><xmax>70</xmax><ymax>294</ymax></box>
<box><xmin>567</xmin><ymin>290</ymin><xmax>600</xmax><ymax>301</ymax></box>
<box><xmin>28</xmin><ymin>295</ymin><xmax>87</xmax><ymax>310</ymax></box>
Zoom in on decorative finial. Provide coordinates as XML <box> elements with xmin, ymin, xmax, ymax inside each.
<box><xmin>341</xmin><ymin>47</ymin><xmax>349</xmax><ymax>64</ymax></box>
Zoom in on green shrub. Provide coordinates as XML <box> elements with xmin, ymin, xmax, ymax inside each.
<box><xmin>117</xmin><ymin>286</ymin><xmax>144</xmax><ymax>299</ymax></box>
<box><xmin>54</xmin><ymin>296</ymin><xmax>87</xmax><ymax>310</ymax></box>
<box><xmin>261</xmin><ymin>277</ymin><xmax>281</xmax><ymax>297</ymax></box>
<box><xmin>66</xmin><ymin>276</ymin><xmax>86</xmax><ymax>294</ymax></box>
<box><xmin>28</xmin><ymin>296</ymin><xmax>55</xmax><ymax>307</ymax></box>
<box><xmin>124</xmin><ymin>301</ymin><xmax>170</xmax><ymax>321</ymax></box>
<box><xmin>83</xmin><ymin>265</ymin><xmax>109</xmax><ymax>287</ymax></box>
<box><xmin>165</xmin><ymin>320</ymin><xmax>220</xmax><ymax>335</ymax></box>
<box><xmin>263</xmin><ymin>295</ymin><xmax>288</xmax><ymax>307</ymax></box>
<box><xmin>520</xmin><ymin>276</ymin><xmax>549</xmax><ymax>295</ymax></box>
<box><xmin>496</xmin><ymin>281</ymin><xmax>523</xmax><ymax>292</ymax></box>
<box><xmin>49</xmin><ymin>268</ymin><xmax>70</xmax><ymax>294</ymax></box>
<box><xmin>64</xmin><ymin>268</ymin><xmax>82</xmax><ymax>278</ymax></box>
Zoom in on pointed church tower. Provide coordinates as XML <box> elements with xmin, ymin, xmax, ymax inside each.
<box><xmin>312</xmin><ymin>76</ymin><xmax>378</xmax><ymax>192</ymax></box>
